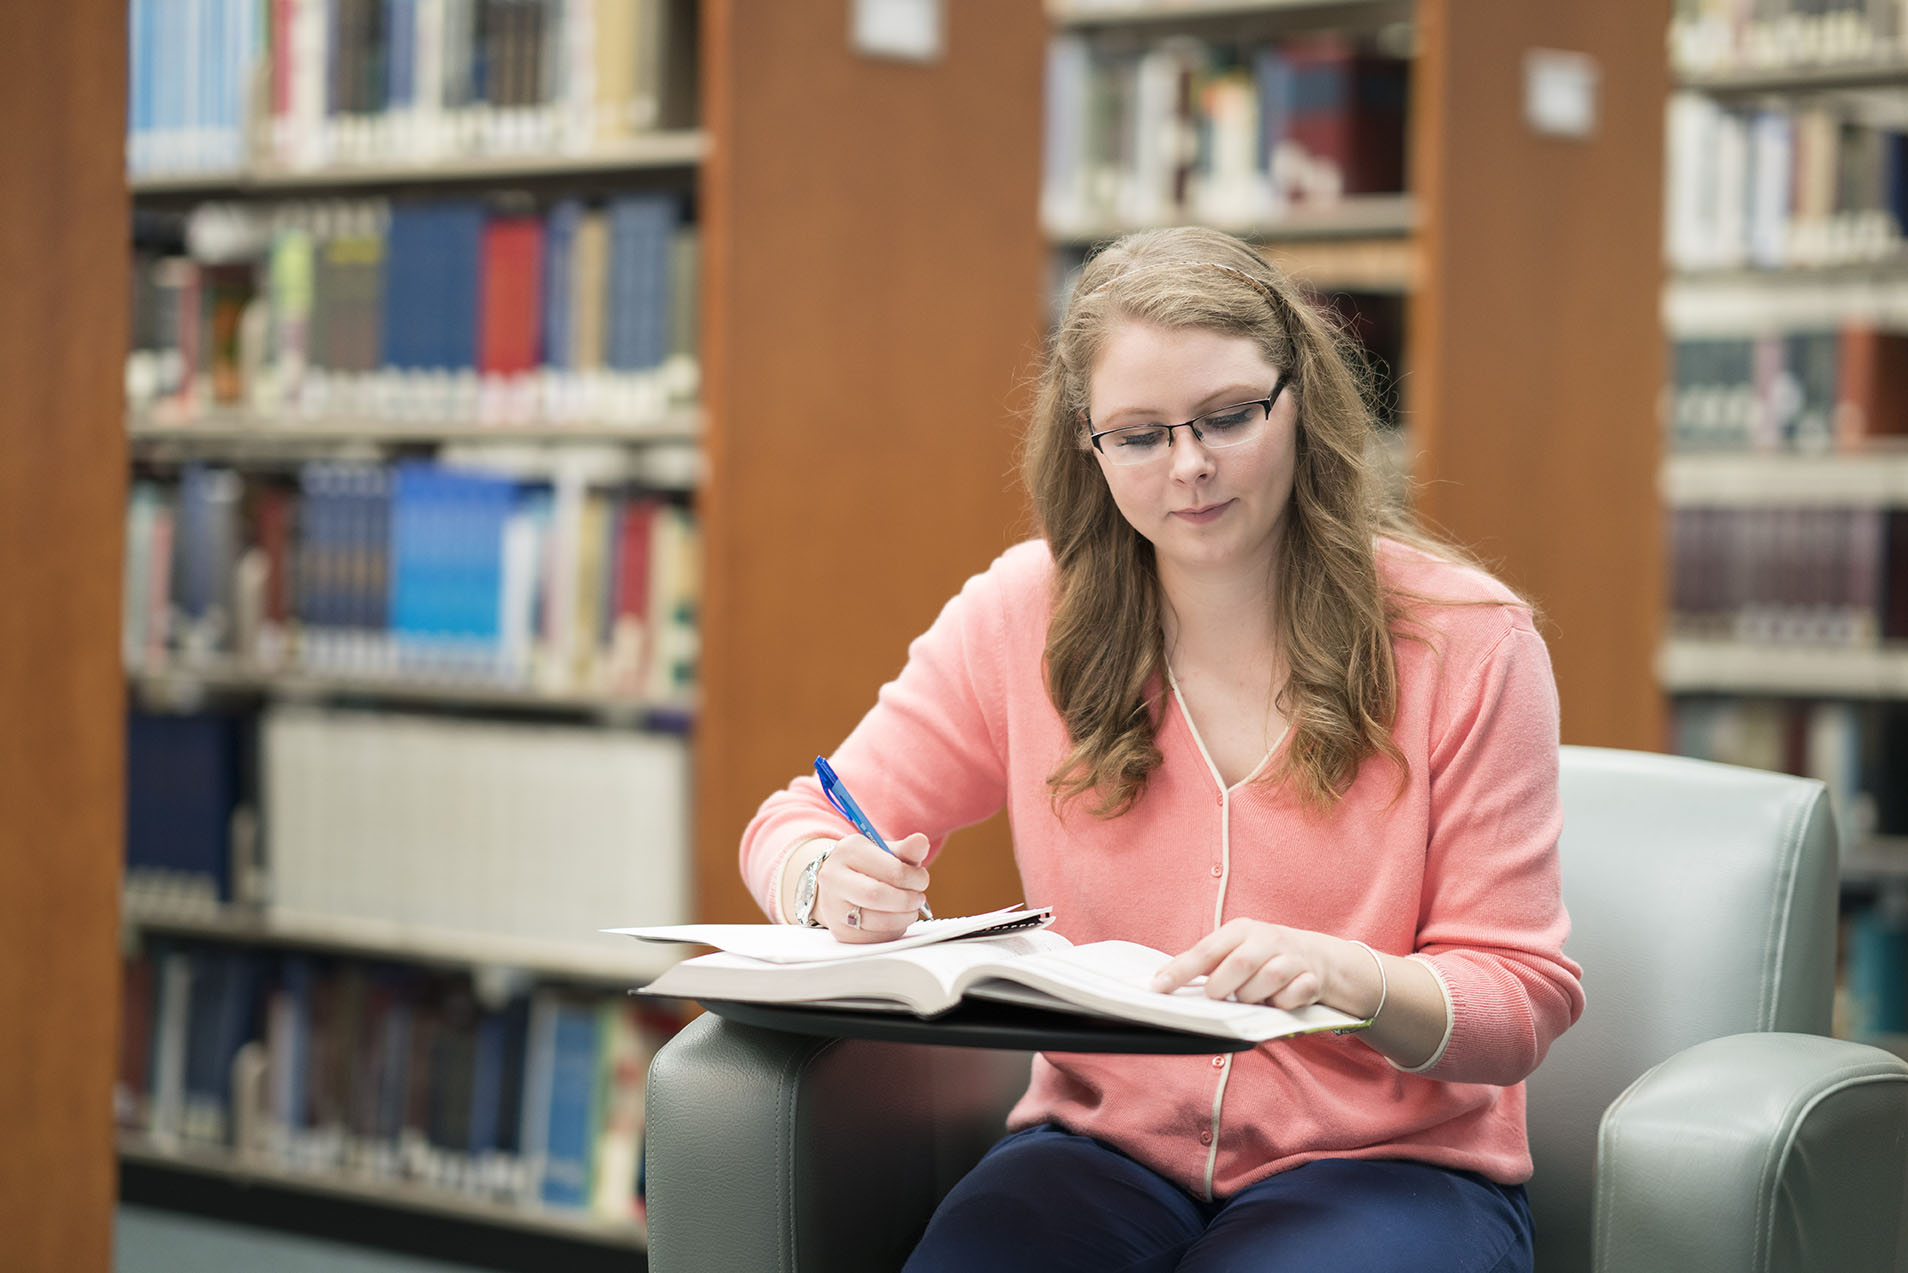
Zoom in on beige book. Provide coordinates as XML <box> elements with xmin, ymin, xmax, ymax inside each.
<box><xmin>571</xmin><ymin>209</ymin><xmax>608</xmax><ymax>373</ymax></box>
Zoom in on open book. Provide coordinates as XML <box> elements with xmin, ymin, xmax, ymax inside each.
<box><xmin>614</xmin><ymin>907</ymin><xmax>1367</xmax><ymax>1044</ymax></box>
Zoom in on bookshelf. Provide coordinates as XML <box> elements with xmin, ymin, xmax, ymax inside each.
<box><xmin>116</xmin><ymin>2</ymin><xmax>712</xmax><ymax>1262</ymax></box>
<box><xmin>1662</xmin><ymin>2</ymin><xmax>1908</xmax><ymax>1044</ymax></box>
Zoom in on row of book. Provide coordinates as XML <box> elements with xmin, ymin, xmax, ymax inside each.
<box><xmin>1667</xmin><ymin>324</ymin><xmax>1908</xmax><ymax>452</ymax></box>
<box><xmin>125</xmin><ymin>701</ymin><xmax>692</xmax><ymax>943</ymax></box>
<box><xmin>1670</xmin><ymin>694</ymin><xmax>1908</xmax><ymax>846</ymax></box>
<box><xmin>124</xmin><ymin>460</ymin><xmax>700</xmax><ymax>702</ymax></box>
<box><xmin>118</xmin><ymin>939</ymin><xmax>684</xmax><ymax>1219</ymax></box>
<box><xmin>1666</xmin><ymin>94</ymin><xmax>1908</xmax><ymax>272</ymax></box>
<box><xmin>1669</xmin><ymin>506</ymin><xmax>1908</xmax><ymax>644</ymax></box>
<box><xmin>1041</xmin><ymin>32</ymin><xmax>1407</xmax><ymax>232</ymax></box>
<box><xmin>128</xmin><ymin>0</ymin><xmax>696</xmax><ymax>178</ymax></box>
<box><xmin>261</xmin><ymin>703</ymin><xmax>691</xmax><ymax>942</ymax></box>
<box><xmin>129</xmin><ymin>195</ymin><xmax>697</xmax><ymax>427</ymax></box>
<box><xmin>1672</xmin><ymin>0</ymin><xmax>1908</xmax><ymax>73</ymax></box>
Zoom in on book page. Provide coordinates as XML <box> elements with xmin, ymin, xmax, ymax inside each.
<box><xmin>609</xmin><ymin>905</ymin><xmax>1055</xmax><ymax>965</ymax></box>
<box><xmin>637</xmin><ymin>929</ymin><xmax>1074</xmax><ymax>1015</ymax></box>
<box><xmin>963</xmin><ymin>940</ymin><xmax>1365</xmax><ymax>1042</ymax></box>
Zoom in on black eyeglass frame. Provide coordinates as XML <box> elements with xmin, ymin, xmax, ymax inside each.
<box><xmin>1086</xmin><ymin>375</ymin><xmax>1291</xmax><ymax>460</ymax></box>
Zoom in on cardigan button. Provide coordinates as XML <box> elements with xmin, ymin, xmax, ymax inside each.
<box><xmin>1209</xmin><ymin>864</ymin><xmax>1222</xmax><ymax>877</ymax></box>
<box><xmin>1198</xmin><ymin>1130</ymin><xmax>1213</xmax><ymax>1145</ymax></box>
<box><xmin>1211</xmin><ymin>1055</ymin><xmax>1225</xmax><ymax>1069</ymax></box>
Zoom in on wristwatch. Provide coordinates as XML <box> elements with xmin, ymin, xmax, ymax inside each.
<box><xmin>793</xmin><ymin>848</ymin><xmax>832</xmax><ymax>928</ymax></box>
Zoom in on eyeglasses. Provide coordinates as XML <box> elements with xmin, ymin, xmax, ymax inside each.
<box><xmin>1087</xmin><ymin>377</ymin><xmax>1288</xmax><ymax>468</ymax></box>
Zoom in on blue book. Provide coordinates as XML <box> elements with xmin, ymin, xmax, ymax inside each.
<box><xmin>1849</xmin><ymin>902</ymin><xmax>1908</xmax><ymax>1036</ymax></box>
<box><xmin>608</xmin><ymin>196</ymin><xmax>678</xmax><ymax>372</ymax></box>
<box><xmin>493</xmin><ymin>996</ymin><xmax>530</xmax><ymax>1155</ymax></box>
<box><xmin>126</xmin><ymin>709</ymin><xmax>242</xmax><ymax>899</ymax></box>
<box><xmin>388</xmin><ymin>461</ymin><xmax>434</xmax><ymax>653</ymax></box>
<box><xmin>1885</xmin><ymin>131</ymin><xmax>1908</xmax><ymax>240</ymax></box>
<box><xmin>127</xmin><ymin>0</ymin><xmax>148</xmax><ymax>162</ymax></box>
<box><xmin>382</xmin><ymin>204</ymin><xmax>430</xmax><ymax>371</ymax></box>
<box><xmin>296</xmin><ymin>463</ymin><xmax>332</xmax><ymax>634</ymax></box>
<box><xmin>374</xmin><ymin>979</ymin><xmax>414</xmax><ymax>1142</ymax></box>
<box><xmin>1254</xmin><ymin>45</ymin><xmax>1293</xmax><ymax>178</ymax></box>
<box><xmin>474</xmin><ymin>471</ymin><xmax>514</xmax><ymax>648</ymax></box>
<box><xmin>368</xmin><ymin>463</ymin><xmax>393</xmax><ymax>634</ymax></box>
<box><xmin>467</xmin><ymin>1008</ymin><xmax>507</xmax><ymax>1155</ymax></box>
<box><xmin>388</xmin><ymin>0</ymin><xmax>416</xmax><ymax>109</ymax></box>
<box><xmin>439</xmin><ymin>202</ymin><xmax>487</xmax><ymax>373</ymax></box>
<box><xmin>207</xmin><ymin>951</ymin><xmax>264</xmax><ymax>1135</ymax></box>
<box><xmin>538</xmin><ymin>998</ymin><xmax>602</xmax><ymax>1208</ymax></box>
<box><xmin>273</xmin><ymin>957</ymin><xmax>314</xmax><ymax>1133</ymax></box>
<box><xmin>543</xmin><ymin>200</ymin><xmax>582</xmax><ymax>370</ymax></box>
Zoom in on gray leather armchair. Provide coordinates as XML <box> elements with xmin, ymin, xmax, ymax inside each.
<box><xmin>644</xmin><ymin>747</ymin><xmax>1908</xmax><ymax>1271</ymax></box>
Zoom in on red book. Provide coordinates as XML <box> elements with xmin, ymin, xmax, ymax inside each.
<box><xmin>254</xmin><ymin>486</ymin><xmax>293</xmax><ymax>627</ymax></box>
<box><xmin>118</xmin><ymin>955</ymin><xmax>156</xmax><ymax>1127</ymax></box>
<box><xmin>606</xmin><ymin>499</ymin><xmax>658</xmax><ymax>692</ymax></box>
<box><xmin>614</xmin><ymin>498</ymin><xmax>658</xmax><ymax>629</ymax></box>
<box><xmin>1283</xmin><ymin>38</ymin><xmax>1408</xmax><ymax>199</ymax></box>
<box><xmin>477</xmin><ymin>216</ymin><xmax>546</xmax><ymax>375</ymax></box>
<box><xmin>272</xmin><ymin>0</ymin><xmax>293</xmax><ymax>119</ymax></box>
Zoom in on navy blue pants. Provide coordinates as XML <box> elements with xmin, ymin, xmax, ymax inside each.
<box><xmin>902</xmin><ymin>1123</ymin><xmax>1533</xmax><ymax>1273</ymax></box>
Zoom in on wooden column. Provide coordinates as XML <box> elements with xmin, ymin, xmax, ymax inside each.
<box><xmin>1409</xmin><ymin>0</ymin><xmax>1669</xmax><ymax>751</ymax></box>
<box><xmin>0</xmin><ymin>1</ymin><xmax>128</xmax><ymax>1269</ymax></box>
<box><xmin>694</xmin><ymin>0</ymin><xmax>1048</xmax><ymax>922</ymax></box>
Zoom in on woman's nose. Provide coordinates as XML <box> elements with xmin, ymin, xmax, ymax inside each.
<box><xmin>1168</xmin><ymin>426</ymin><xmax>1216</xmax><ymax>480</ymax></box>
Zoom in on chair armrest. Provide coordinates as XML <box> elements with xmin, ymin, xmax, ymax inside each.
<box><xmin>644</xmin><ymin>1011</ymin><xmax>1033</xmax><ymax>1273</ymax></box>
<box><xmin>1596</xmin><ymin>1032</ymin><xmax>1908</xmax><ymax>1273</ymax></box>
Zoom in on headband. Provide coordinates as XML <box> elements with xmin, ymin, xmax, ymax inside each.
<box><xmin>1083</xmin><ymin>259</ymin><xmax>1283</xmax><ymax>305</ymax></box>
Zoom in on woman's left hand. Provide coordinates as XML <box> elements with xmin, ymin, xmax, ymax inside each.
<box><xmin>1149</xmin><ymin>918</ymin><xmax>1363</xmax><ymax>1013</ymax></box>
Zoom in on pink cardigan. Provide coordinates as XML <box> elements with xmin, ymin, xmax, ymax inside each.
<box><xmin>739</xmin><ymin>538</ymin><xmax>1584</xmax><ymax>1199</ymax></box>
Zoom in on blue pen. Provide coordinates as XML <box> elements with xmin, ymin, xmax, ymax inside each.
<box><xmin>814</xmin><ymin>756</ymin><xmax>934</xmax><ymax>920</ymax></box>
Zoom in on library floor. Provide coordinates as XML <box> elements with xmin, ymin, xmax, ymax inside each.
<box><xmin>116</xmin><ymin>1206</ymin><xmax>490</xmax><ymax>1273</ymax></box>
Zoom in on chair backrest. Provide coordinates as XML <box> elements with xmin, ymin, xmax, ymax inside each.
<box><xmin>1526</xmin><ymin>746</ymin><xmax>1839</xmax><ymax>1273</ymax></box>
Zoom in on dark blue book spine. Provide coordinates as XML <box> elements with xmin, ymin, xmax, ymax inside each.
<box><xmin>181</xmin><ymin>950</ymin><xmax>228</xmax><ymax>1132</ymax></box>
<box><xmin>543</xmin><ymin>199</ymin><xmax>580</xmax><ymax>370</ymax></box>
<box><xmin>467</xmin><ymin>1008</ymin><xmax>506</xmax><ymax>1154</ymax></box>
<box><xmin>382</xmin><ymin>205</ymin><xmax>424</xmax><ymax>371</ymax></box>
<box><xmin>493</xmin><ymin>996</ymin><xmax>529</xmax><ymax>1155</ymax></box>
<box><xmin>125</xmin><ymin>710</ymin><xmax>240</xmax><ymax>900</ymax></box>
<box><xmin>442</xmin><ymin>202</ymin><xmax>486</xmax><ymax>374</ymax></box>
<box><xmin>389</xmin><ymin>461</ymin><xmax>429</xmax><ymax>655</ymax></box>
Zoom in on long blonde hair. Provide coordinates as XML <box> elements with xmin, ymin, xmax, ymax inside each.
<box><xmin>1024</xmin><ymin>226</ymin><xmax>1490</xmax><ymax>816</ymax></box>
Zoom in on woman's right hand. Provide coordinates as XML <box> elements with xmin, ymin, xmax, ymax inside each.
<box><xmin>816</xmin><ymin>832</ymin><xmax>933</xmax><ymax>943</ymax></box>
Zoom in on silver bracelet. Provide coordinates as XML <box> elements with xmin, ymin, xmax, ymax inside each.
<box><xmin>1335</xmin><ymin>939</ymin><xmax>1387</xmax><ymax>1035</ymax></box>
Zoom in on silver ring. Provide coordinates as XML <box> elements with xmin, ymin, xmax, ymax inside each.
<box><xmin>844</xmin><ymin>905</ymin><xmax>862</xmax><ymax>929</ymax></box>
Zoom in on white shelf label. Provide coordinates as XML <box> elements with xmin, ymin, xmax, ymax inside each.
<box><xmin>852</xmin><ymin>0</ymin><xmax>944</xmax><ymax>63</ymax></box>
<box><xmin>1525</xmin><ymin>48</ymin><xmax>1599</xmax><ymax>140</ymax></box>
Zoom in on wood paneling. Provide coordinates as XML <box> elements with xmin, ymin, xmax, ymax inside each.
<box><xmin>0</xmin><ymin>2</ymin><xmax>128</xmax><ymax>1269</ymax></box>
<box><xmin>694</xmin><ymin>2</ymin><xmax>1049</xmax><ymax>921</ymax></box>
<box><xmin>1410</xmin><ymin>0</ymin><xmax>1668</xmax><ymax>750</ymax></box>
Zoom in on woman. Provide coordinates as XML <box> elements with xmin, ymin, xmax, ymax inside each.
<box><xmin>737</xmin><ymin>226</ymin><xmax>1584</xmax><ymax>1272</ymax></box>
